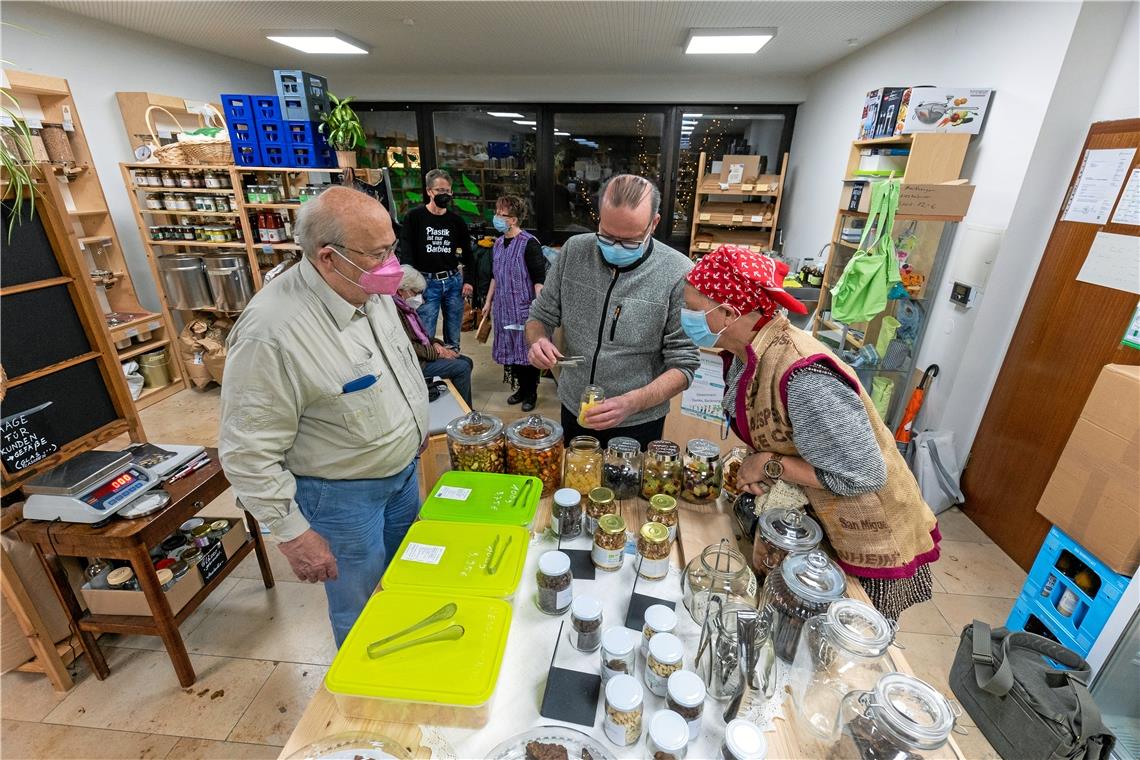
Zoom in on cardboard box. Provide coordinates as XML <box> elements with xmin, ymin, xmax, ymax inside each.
<box><xmin>902</xmin><ymin>87</ymin><xmax>993</xmax><ymax>134</ymax></box>
<box><xmin>855</xmin><ymin>180</ymin><xmax>975</xmax><ymax>218</ymax></box>
<box><xmin>1036</xmin><ymin>365</ymin><xmax>1140</xmax><ymax>575</ymax></box>
<box><xmin>858</xmin><ymin>87</ymin><xmax>908</xmax><ymax>140</ymax></box>
<box><xmin>872</xmin><ymin>87</ymin><xmax>910</xmax><ymax>138</ymax></box>
<box><xmin>719</xmin><ymin>154</ymin><xmax>761</xmax><ymax>184</ymax></box>
<box><xmin>1</xmin><ymin>536</ymin><xmax>83</xmax><ymax>673</ymax></box>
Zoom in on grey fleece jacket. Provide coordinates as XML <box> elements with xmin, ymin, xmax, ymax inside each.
<box><xmin>529</xmin><ymin>233</ymin><xmax>700</xmax><ymax>426</ymax></box>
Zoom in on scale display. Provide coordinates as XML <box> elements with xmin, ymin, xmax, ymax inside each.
<box><xmin>83</xmin><ymin>467</ymin><xmax>148</xmax><ymax>511</ymax></box>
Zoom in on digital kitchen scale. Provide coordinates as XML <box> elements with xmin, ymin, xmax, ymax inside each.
<box><xmin>22</xmin><ymin>450</ymin><xmax>161</xmax><ymax>524</ymax></box>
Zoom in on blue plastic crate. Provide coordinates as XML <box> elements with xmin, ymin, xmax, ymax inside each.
<box><xmin>288</xmin><ymin>142</ymin><xmax>335</xmax><ymax>169</ymax></box>
<box><xmin>259</xmin><ymin>144</ymin><xmax>288</xmax><ymax>168</ymax></box>
<box><xmin>227</xmin><ymin>119</ymin><xmax>258</xmax><ymax>150</ymax></box>
<box><xmin>274</xmin><ymin>70</ymin><xmax>329</xmax><ymax>121</ymax></box>
<box><xmin>1007</xmin><ymin>595</ymin><xmax>1085</xmax><ymax>657</ymax></box>
<box><xmin>285</xmin><ymin>120</ymin><xmax>322</xmax><ymax>146</ymax></box>
<box><xmin>251</xmin><ymin>94</ymin><xmax>282</xmax><ymax>123</ymax></box>
<box><xmin>219</xmin><ymin>93</ymin><xmax>252</xmax><ymax>123</ymax></box>
<box><xmin>257</xmin><ymin>120</ymin><xmax>287</xmax><ymax>146</ymax></box>
<box><xmin>232</xmin><ymin>143</ymin><xmax>261</xmax><ymax>167</ymax></box>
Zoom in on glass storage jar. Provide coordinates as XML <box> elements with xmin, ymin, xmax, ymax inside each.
<box><xmin>585</xmin><ymin>486</ymin><xmax>616</xmax><ymax>535</ymax></box>
<box><xmin>505</xmin><ymin>414</ymin><xmax>564</xmax><ymax>496</ymax></box>
<box><xmin>207</xmin><ymin>519</ymin><xmax>231</xmax><ymax>541</ymax></box>
<box><xmin>190</xmin><ymin>524</ymin><xmax>213</xmax><ymax>547</ymax></box>
<box><xmin>161</xmin><ymin>170</ymin><xmax>177</xmax><ymax>188</ymax></box>
<box><xmin>722</xmin><ymin>718</ymin><xmax>768</xmax><ymax>760</ymax></box>
<box><xmin>641</xmin><ymin>603</ymin><xmax>677</xmax><ymax>657</ymax></box>
<box><xmin>603</xmin><ymin>673</ymin><xmax>643</xmax><ymax>746</ymax></box>
<box><xmin>830</xmin><ymin>673</ymin><xmax>955</xmax><ymax>760</ymax></box>
<box><xmin>569</xmin><ymin>595</ymin><xmax>602</xmax><ymax>652</ymax></box>
<box><xmin>603</xmin><ymin>436</ymin><xmax>642</xmax><ymax>499</ymax></box>
<box><xmin>646</xmin><ymin>709</ymin><xmax>688</xmax><ymax>760</ymax></box>
<box><xmin>720</xmin><ymin>446</ymin><xmax>751</xmax><ymax>501</ymax></box>
<box><xmin>214</xmin><ymin>195</ymin><xmax>230</xmax><ymax>212</ymax></box>
<box><xmin>552</xmin><ymin>488</ymin><xmax>583</xmax><ymax>539</ymax></box>
<box><xmin>682</xmin><ymin>539</ymin><xmax>758</xmax><ymax>623</ymax></box>
<box><xmin>759</xmin><ymin>549</ymin><xmax>847</xmax><ymax>664</ymax></box>
<box><xmin>790</xmin><ymin>598</ymin><xmax>895</xmax><ymax>742</ymax></box>
<box><xmin>601</xmin><ymin>626</ymin><xmax>636</xmax><ymax>682</ymax></box>
<box><xmin>107</xmin><ymin>567</ymin><xmax>136</xmax><ymax>590</ymax></box>
<box><xmin>445</xmin><ymin>410</ymin><xmax>506</xmax><ymax>472</ymax></box>
<box><xmin>578</xmin><ymin>384</ymin><xmax>605</xmax><ymax>427</ymax></box>
<box><xmin>591</xmin><ymin>513</ymin><xmax>626</xmax><ymax>572</ymax></box>
<box><xmin>682</xmin><ymin>439</ymin><xmax>722</xmax><ymax>503</ymax></box>
<box><xmin>535</xmin><ymin>550</ymin><xmax>572</xmax><ymax>615</ymax></box>
<box><xmin>563</xmin><ymin>435</ymin><xmax>602</xmax><ymax>494</ymax></box>
<box><xmin>637</xmin><ymin>522</ymin><xmax>671</xmax><ymax>580</ymax></box>
<box><xmin>156</xmin><ymin>567</ymin><xmax>175</xmax><ymax>591</ymax></box>
<box><xmin>666</xmin><ymin>669</ymin><xmax>706</xmax><ymax>743</ymax></box>
<box><xmin>641</xmin><ymin>440</ymin><xmax>682</xmax><ymax>499</ymax></box>
<box><xmin>645</xmin><ymin>631</ymin><xmax>684</xmax><ymax>697</ymax></box>
<box><xmin>754</xmin><ymin>508</ymin><xmax>823</xmax><ymax>581</ymax></box>
<box><xmin>646</xmin><ymin>493</ymin><xmax>679</xmax><ymax>543</ymax></box>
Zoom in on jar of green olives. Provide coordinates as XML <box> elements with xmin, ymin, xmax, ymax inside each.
<box><xmin>640</xmin><ymin>440</ymin><xmax>682</xmax><ymax>499</ymax></box>
<box><xmin>681</xmin><ymin>439</ymin><xmax>722</xmax><ymax>504</ymax></box>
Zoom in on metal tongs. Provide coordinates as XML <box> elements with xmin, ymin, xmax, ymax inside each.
<box><xmin>366</xmin><ymin>602</ymin><xmax>464</xmax><ymax>659</ymax></box>
<box><xmin>724</xmin><ymin>609</ymin><xmax>761</xmax><ymax>722</ymax></box>
<box><xmin>554</xmin><ymin>355</ymin><xmax>586</xmax><ymax>366</ymax></box>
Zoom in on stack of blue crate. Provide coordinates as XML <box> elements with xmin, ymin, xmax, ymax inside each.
<box><xmin>274</xmin><ymin>70</ymin><xmax>334</xmax><ymax>169</ymax></box>
<box><xmin>222</xmin><ymin>82</ymin><xmax>335</xmax><ymax>169</ymax></box>
<box><xmin>1006</xmin><ymin>526</ymin><xmax>1129</xmax><ymax>657</ymax></box>
<box><xmin>221</xmin><ymin>93</ymin><xmax>261</xmax><ymax>167</ymax></box>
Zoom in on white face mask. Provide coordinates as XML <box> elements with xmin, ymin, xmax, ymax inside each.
<box><xmin>405</xmin><ymin>294</ymin><xmax>424</xmax><ymax>309</ymax></box>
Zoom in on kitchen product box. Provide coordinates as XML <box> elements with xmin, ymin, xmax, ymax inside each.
<box><xmin>1036</xmin><ymin>364</ymin><xmax>1140</xmax><ymax>575</ymax></box>
<box><xmin>872</xmin><ymin>87</ymin><xmax>911</xmax><ymax>138</ymax></box>
<box><xmin>858</xmin><ymin>87</ymin><xmax>908</xmax><ymax>140</ymax></box>
<box><xmin>381</xmin><ymin>521</ymin><xmax>528</xmax><ymax>599</ymax></box>
<box><xmin>902</xmin><ymin>87</ymin><xmax>993</xmax><ymax>134</ymax></box>
<box><xmin>855</xmin><ymin>151</ymin><xmax>909</xmax><ymax>176</ymax></box>
<box><xmin>719</xmin><ymin>154</ymin><xmax>762</xmax><ymax>185</ymax></box>
<box><xmin>855</xmin><ymin>180</ymin><xmax>975</xmax><ymax>217</ymax></box>
<box><xmin>419</xmin><ymin>471</ymin><xmax>541</xmax><ymax>528</ymax></box>
<box><xmin>326</xmin><ymin>590</ymin><xmax>511</xmax><ymax>727</ymax></box>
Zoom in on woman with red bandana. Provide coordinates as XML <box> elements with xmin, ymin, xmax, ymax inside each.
<box><xmin>681</xmin><ymin>245</ymin><xmax>940</xmax><ymax>620</ymax></box>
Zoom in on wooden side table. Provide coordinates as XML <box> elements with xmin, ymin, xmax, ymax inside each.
<box><xmin>9</xmin><ymin>448</ymin><xmax>274</xmax><ymax>687</ymax></box>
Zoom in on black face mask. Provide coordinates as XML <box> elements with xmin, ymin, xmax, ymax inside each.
<box><xmin>432</xmin><ymin>193</ymin><xmax>452</xmax><ymax>209</ymax></box>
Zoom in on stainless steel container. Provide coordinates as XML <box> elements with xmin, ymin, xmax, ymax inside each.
<box><xmin>157</xmin><ymin>255</ymin><xmax>211</xmax><ymax>309</ymax></box>
<box><xmin>204</xmin><ymin>254</ymin><xmax>254</xmax><ymax>311</ymax></box>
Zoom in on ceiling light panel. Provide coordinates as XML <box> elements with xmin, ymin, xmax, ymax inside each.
<box><xmin>265</xmin><ymin>30</ymin><xmax>369</xmax><ymax>55</ymax></box>
<box><xmin>513</xmin><ymin>120</ymin><xmax>537</xmax><ymax>125</ymax></box>
<box><xmin>488</xmin><ymin>112</ymin><xmax>525</xmax><ymax>118</ymax></box>
<box><xmin>685</xmin><ymin>28</ymin><xmax>776</xmax><ymax>55</ymax></box>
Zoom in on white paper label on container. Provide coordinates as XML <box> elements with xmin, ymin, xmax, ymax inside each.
<box><xmin>751</xmin><ymin>215</ymin><xmax>764</xmax><ymax>223</ymax></box>
<box><xmin>25</xmin><ymin>118</ymin><xmax>42</xmax><ymax>130</ymax></box>
<box><xmin>402</xmin><ymin>543</ymin><xmax>445</xmax><ymax>565</ymax></box>
<box><xmin>0</xmin><ymin>116</ymin><xmax>15</xmax><ymax>129</ymax></box>
<box><xmin>435</xmin><ymin>485</ymin><xmax>472</xmax><ymax>501</ymax></box>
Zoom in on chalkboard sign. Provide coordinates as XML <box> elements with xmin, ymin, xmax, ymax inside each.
<box><xmin>0</xmin><ymin>203</ymin><xmax>64</xmax><ymax>289</ymax></box>
<box><xmin>198</xmin><ymin>539</ymin><xmax>229</xmax><ymax>584</ymax></box>
<box><xmin>1</xmin><ymin>284</ymin><xmax>93</xmax><ymax>378</ymax></box>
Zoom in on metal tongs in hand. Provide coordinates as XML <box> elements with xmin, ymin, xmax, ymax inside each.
<box><xmin>554</xmin><ymin>355</ymin><xmax>585</xmax><ymax>367</ymax></box>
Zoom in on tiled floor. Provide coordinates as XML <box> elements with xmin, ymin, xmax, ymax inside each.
<box><xmin>1</xmin><ymin>337</ymin><xmax>1021</xmax><ymax>758</ymax></box>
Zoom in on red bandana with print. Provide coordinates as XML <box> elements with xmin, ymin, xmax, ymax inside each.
<box><xmin>687</xmin><ymin>245</ymin><xmax>808</xmax><ymax>317</ymax></box>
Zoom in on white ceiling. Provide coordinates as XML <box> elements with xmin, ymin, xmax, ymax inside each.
<box><xmin>42</xmin><ymin>1</ymin><xmax>942</xmax><ymax>84</ymax></box>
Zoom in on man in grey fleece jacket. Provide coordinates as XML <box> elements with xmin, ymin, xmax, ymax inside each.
<box><xmin>526</xmin><ymin>174</ymin><xmax>700</xmax><ymax>447</ymax></box>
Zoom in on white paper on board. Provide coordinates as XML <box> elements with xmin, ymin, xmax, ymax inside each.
<box><xmin>681</xmin><ymin>352</ymin><xmax>726</xmax><ymax>423</ymax></box>
<box><xmin>1111</xmin><ymin>168</ymin><xmax>1140</xmax><ymax>226</ymax></box>
<box><xmin>1062</xmin><ymin>149</ymin><xmax>1136</xmax><ymax>225</ymax></box>
<box><xmin>1076</xmin><ymin>231</ymin><xmax>1140</xmax><ymax>295</ymax></box>
<box><xmin>402</xmin><ymin>543</ymin><xmax>445</xmax><ymax>565</ymax></box>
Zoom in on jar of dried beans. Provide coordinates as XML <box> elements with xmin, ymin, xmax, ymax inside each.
<box><xmin>445</xmin><ymin>410</ymin><xmax>506</xmax><ymax>473</ymax></box>
<box><xmin>505</xmin><ymin>414</ymin><xmax>564</xmax><ymax>496</ymax></box>
<box><xmin>641</xmin><ymin>603</ymin><xmax>677</xmax><ymax>657</ymax></box>
<box><xmin>641</xmin><ymin>440</ymin><xmax>682</xmax><ymax>499</ymax></box>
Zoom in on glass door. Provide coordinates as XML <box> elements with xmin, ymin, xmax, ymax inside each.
<box><xmin>1090</xmin><ymin>610</ymin><xmax>1140</xmax><ymax>758</ymax></box>
<box><xmin>354</xmin><ymin>106</ymin><xmax>422</xmax><ymax>221</ymax></box>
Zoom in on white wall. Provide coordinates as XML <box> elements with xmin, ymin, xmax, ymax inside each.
<box><xmin>779</xmin><ymin>0</ymin><xmax>1136</xmax><ymax>458</ymax></box>
<box><xmin>1</xmin><ymin>3</ymin><xmax>272</xmax><ymax>312</ymax></box>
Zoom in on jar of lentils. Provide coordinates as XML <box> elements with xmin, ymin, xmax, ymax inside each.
<box><xmin>641</xmin><ymin>440</ymin><xmax>682</xmax><ymax>499</ymax></box>
<box><xmin>681</xmin><ymin>438</ymin><xmax>722</xmax><ymax>504</ymax></box>
<box><xmin>563</xmin><ymin>435</ymin><xmax>602</xmax><ymax>495</ymax></box>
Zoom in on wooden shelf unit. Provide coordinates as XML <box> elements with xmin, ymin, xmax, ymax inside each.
<box><xmin>688</xmin><ymin>151</ymin><xmax>788</xmax><ymax>258</ymax></box>
<box><xmin>115</xmin><ymin>91</ymin><xmax>221</xmax><ymax>158</ymax></box>
<box><xmin>5</xmin><ymin>70</ymin><xmax>186</xmax><ymax>410</ymax></box>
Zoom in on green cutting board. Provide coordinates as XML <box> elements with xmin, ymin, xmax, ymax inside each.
<box><xmin>419</xmin><ymin>471</ymin><xmax>541</xmax><ymax>527</ymax></box>
<box><xmin>382</xmin><ymin>520</ymin><xmax>528</xmax><ymax>598</ymax></box>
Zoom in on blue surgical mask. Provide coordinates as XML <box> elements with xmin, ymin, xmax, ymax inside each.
<box><xmin>681</xmin><ymin>306</ymin><xmax>736</xmax><ymax>348</ymax></box>
<box><xmin>492</xmin><ymin>215</ymin><xmax>511</xmax><ymax>234</ymax></box>
<box><xmin>598</xmin><ymin>238</ymin><xmax>647</xmax><ymax>268</ymax></box>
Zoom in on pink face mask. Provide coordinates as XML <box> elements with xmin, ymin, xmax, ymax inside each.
<box><xmin>331</xmin><ymin>246</ymin><xmax>402</xmax><ymax>295</ymax></box>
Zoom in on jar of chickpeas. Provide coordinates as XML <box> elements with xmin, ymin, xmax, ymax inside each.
<box><xmin>505</xmin><ymin>415</ymin><xmax>564</xmax><ymax>497</ymax></box>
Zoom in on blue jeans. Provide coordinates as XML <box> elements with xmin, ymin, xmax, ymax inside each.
<box><xmin>416</xmin><ymin>273</ymin><xmax>464</xmax><ymax>350</ymax></box>
<box><xmin>294</xmin><ymin>461</ymin><xmax>420</xmax><ymax>647</ymax></box>
<box><xmin>423</xmin><ymin>355</ymin><xmax>473</xmax><ymax>407</ymax></box>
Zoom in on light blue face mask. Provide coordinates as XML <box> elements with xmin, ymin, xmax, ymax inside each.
<box><xmin>681</xmin><ymin>305</ymin><xmax>737</xmax><ymax>348</ymax></box>
<box><xmin>597</xmin><ymin>237</ymin><xmax>647</xmax><ymax>267</ymax></box>
<box><xmin>492</xmin><ymin>215</ymin><xmax>511</xmax><ymax>234</ymax></box>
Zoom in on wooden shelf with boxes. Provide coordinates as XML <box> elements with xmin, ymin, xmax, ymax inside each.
<box><xmin>4</xmin><ymin>70</ymin><xmax>186</xmax><ymax>411</ymax></box>
<box><xmin>688</xmin><ymin>151</ymin><xmax>788</xmax><ymax>259</ymax></box>
<box><xmin>810</xmin><ymin>131</ymin><xmax>974</xmax><ymax>430</ymax></box>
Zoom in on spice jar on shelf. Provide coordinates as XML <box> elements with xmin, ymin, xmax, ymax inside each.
<box><xmin>505</xmin><ymin>414</ymin><xmax>564</xmax><ymax>496</ymax></box>
<box><xmin>601</xmin><ymin>627</ymin><xmax>636</xmax><ymax>682</ymax></box>
<box><xmin>591</xmin><ymin>513</ymin><xmax>626</xmax><ymax>572</ymax></box>
<box><xmin>637</xmin><ymin>522</ymin><xmax>671</xmax><ymax>580</ymax></box>
<box><xmin>759</xmin><ymin>549</ymin><xmax>847</xmax><ymax>664</ymax></box>
<box><xmin>645</xmin><ymin>709</ymin><xmax>689</xmax><ymax>760</ymax></box>
<box><xmin>754</xmin><ymin>508</ymin><xmax>823</xmax><ymax>581</ymax></box>
<box><xmin>790</xmin><ymin>599</ymin><xmax>895</xmax><ymax>743</ymax></box>
<box><xmin>585</xmin><ymin>486</ymin><xmax>616</xmax><ymax>535</ymax></box>
<box><xmin>552</xmin><ymin>488</ymin><xmax>583</xmax><ymax>539</ymax></box>
<box><xmin>721</xmin><ymin>446</ymin><xmax>751</xmax><ymax>501</ymax></box>
<box><xmin>445</xmin><ymin>410</ymin><xmax>506</xmax><ymax>473</ymax></box>
<box><xmin>666</xmin><ymin>670</ymin><xmax>706</xmax><ymax>743</ymax></box>
<box><xmin>723</xmin><ymin>719</ymin><xmax>768</xmax><ymax>760</ymax></box>
<box><xmin>646</xmin><ymin>493</ymin><xmax>679</xmax><ymax>543</ymax></box>
<box><xmin>603</xmin><ymin>673</ymin><xmax>644</xmax><ymax>747</ymax></box>
<box><xmin>681</xmin><ymin>439</ymin><xmax>722</xmax><ymax>503</ymax></box>
<box><xmin>578</xmin><ymin>384</ymin><xmax>605</xmax><ymax>427</ymax></box>
<box><xmin>644</xmin><ymin>631</ymin><xmax>683</xmax><ymax>696</ymax></box>
<box><xmin>640</xmin><ymin>603</ymin><xmax>677</xmax><ymax>657</ymax></box>
<box><xmin>641</xmin><ymin>440</ymin><xmax>682</xmax><ymax>499</ymax></box>
<box><xmin>830</xmin><ymin>673</ymin><xmax>955</xmax><ymax>760</ymax></box>
<box><xmin>603</xmin><ymin>436</ymin><xmax>642</xmax><ymax>499</ymax></box>
<box><xmin>563</xmin><ymin>434</ymin><xmax>602</xmax><ymax>494</ymax></box>
<box><xmin>535</xmin><ymin>550</ymin><xmax>572</xmax><ymax>616</ymax></box>
<box><xmin>569</xmin><ymin>595</ymin><xmax>602</xmax><ymax>652</ymax></box>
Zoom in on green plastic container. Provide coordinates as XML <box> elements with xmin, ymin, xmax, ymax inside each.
<box><xmin>325</xmin><ymin>590</ymin><xmax>511</xmax><ymax>728</ymax></box>
<box><xmin>382</xmin><ymin>521</ymin><xmax>528</xmax><ymax>599</ymax></box>
<box><xmin>419</xmin><ymin>471</ymin><xmax>541</xmax><ymax>528</ymax></box>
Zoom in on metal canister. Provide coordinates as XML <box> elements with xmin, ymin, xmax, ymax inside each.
<box><xmin>157</xmin><ymin>254</ymin><xmax>211</xmax><ymax>309</ymax></box>
<box><xmin>203</xmin><ymin>253</ymin><xmax>254</xmax><ymax>311</ymax></box>
<box><xmin>138</xmin><ymin>349</ymin><xmax>172</xmax><ymax>389</ymax></box>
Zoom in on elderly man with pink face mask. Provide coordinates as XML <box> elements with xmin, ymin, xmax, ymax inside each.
<box><xmin>219</xmin><ymin>186</ymin><xmax>428</xmax><ymax>647</ymax></box>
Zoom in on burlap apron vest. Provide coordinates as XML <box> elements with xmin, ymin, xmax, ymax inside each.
<box><xmin>741</xmin><ymin>316</ymin><xmax>937</xmax><ymax>578</ymax></box>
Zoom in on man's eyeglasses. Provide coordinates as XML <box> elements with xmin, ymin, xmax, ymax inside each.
<box><xmin>596</xmin><ymin>219</ymin><xmax>654</xmax><ymax>250</ymax></box>
<box><xmin>327</xmin><ymin>241</ymin><xmax>397</xmax><ymax>262</ymax></box>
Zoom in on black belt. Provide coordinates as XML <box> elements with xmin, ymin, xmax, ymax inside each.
<box><xmin>421</xmin><ymin>269</ymin><xmax>459</xmax><ymax>280</ymax></box>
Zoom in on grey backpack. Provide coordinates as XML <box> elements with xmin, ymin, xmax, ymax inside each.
<box><xmin>950</xmin><ymin>621</ymin><xmax>1115</xmax><ymax>760</ymax></box>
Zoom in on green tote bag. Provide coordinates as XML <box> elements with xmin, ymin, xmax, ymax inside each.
<box><xmin>830</xmin><ymin>179</ymin><xmax>902</xmax><ymax>324</ymax></box>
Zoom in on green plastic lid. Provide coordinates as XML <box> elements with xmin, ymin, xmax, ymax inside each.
<box><xmin>382</xmin><ymin>521</ymin><xmax>528</xmax><ymax>598</ymax></box>
<box><xmin>326</xmin><ymin>590</ymin><xmax>512</xmax><ymax>707</ymax></box>
<box><xmin>419</xmin><ymin>471</ymin><xmax>541</xmax><ymax>527</ymax></box>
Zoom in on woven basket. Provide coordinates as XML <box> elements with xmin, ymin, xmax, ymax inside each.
<box><xmin>146</xmin><ymin>105</ymin><xmax>231</xmax><ymax>165</ymax></box>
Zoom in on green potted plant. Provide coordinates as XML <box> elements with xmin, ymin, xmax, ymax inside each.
<box><xmin>319</xmin><ymin>93</ymin><xmax>365</xmax><ymax>169</ymax></box>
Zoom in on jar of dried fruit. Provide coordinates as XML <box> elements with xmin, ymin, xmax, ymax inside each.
<box><xmin>578</xmin><ymin>384</ymin><xmax>605</xmax><ymax>427</ymax></box>
<box><xmin>563</xmin><ymin>435</ymin><xmax>602</xmax><ymax>494</ymax></box>
<box><xmin>584</xmin><ymin>486</ymin><xmax>616</xmax><ymax>535</ymax></box>
<box><xmin>641</xmin><ymin>439</ymin><xmax>682</xmax><ymax>499</ymax></box>
<box><xmin>603</xmin><ymin>436</ymin><xmax>642</xmax><ymax>499</ymax></box>
<box><xmin>601</xmin><ymin>627</ymin><xmax>636</xmax><ymax>683</ymax></box>
<box><xmin>645</xmin><ymin>710</ymin><xmax>689</xmax><ymax>760</ymax></box>
<box><xmin>721</xmin><ymin>446</ymin><xmax>750</xmax><ymax>501</ymax></box>
<box><xmin>637</xmin><ymin>522</ymin><xmax>671</xmax><ymax>580</ymax></box>
<box><xmin>505</xmin><ymin>414</ymin><xmax>564</xmax><ymax>496</ymax></box>
<box><xmin>445</xmin><ymin>410</ymin><xmax>506</xmax><ymax>473</ymax></box>
<box><xmin>552</xmin><ymin>488</ymin><xmax>583</xmax><ymax>539</ymax></box>
<box><xmin>646</xmin><ymin>493</ymin><xmax>679</xmax><ymax>543</ymax></box>
<box><xmin>681</xmin><ymin>438</ymin><xmax>722</xmax><ymax>503</ymax></box>
<box><xmin>591</xmin><ymin>513</ymin><xmax>626</xmax><ymax>572</ymax></box>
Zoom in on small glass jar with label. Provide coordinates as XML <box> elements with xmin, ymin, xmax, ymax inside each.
<box><xmin>107</xmin><ymin>567</ymin><xmax>137</xmax><ymax>591</ymax></box>
<box><xmin>646</xmin><ymin>493</ymin><xmax>679</xmax><ymax>543</ymax></box>
<box><xmin>160</xmin><ymin>170</ymin><xmax>176</xmax><ymax>188</ymax></box>
<box><xmin>585</xmin><ymin>486</ymin><xmax>616</xmax><ymax>535</ymax></box>
<box><xmin>563</xmin><ymin>435</ymin><xmax>602</xmax><ymax>495</ymax></box>
<box><xmin>578</xmin><ymin>384</ymin><xmax>605</xmax><ymax>427</ymax></box>
<box><xmin>641</xmin><ymin>603</ymin><xmax>678</xmax><ymax>657</ymax></box>
<box><xmin>645</xmin><ymin>710</ymin><xmax>689</xmax><ymax>760</ymax></box>
<box><xmin>569</xmin><ymin>595</ymin><xmax>602</xmax><ymax>652</ymax></box>
<box><xmin>603</xmin><ymin>436</ymin><xmax>642</xmax><ymax>499</ymax></box>
<box><xmin>641</xmin><ymin>440</ymin><xmax>682</xmax><ymax>499</ymax></box>
<box><xmin>170</xmin><ymin>560</ymin><xmax>190</xmax><ymax>584</ymax></box>
<box><xmin>723</xmin><ymin>719</ymin><xmax>768</xmax><ymax>760</ymax></box>
<box><xmin>207</xmin><ymin>519</ymin><xmax>231</xmax><ymax>542</ymax></box>
<box><xmin>536</xmin><ymin>550</ymin><xmax>572</xmax><ymax>616</ymax></box>
<box><xmin>204</xmin><ymin>170</ymin><xmax>222</xmax><ymax>189</ymax></box>
<box><xmin>644</xmin><ymin>631</ymin><xmax>683</xmax><ymax>696</ymax></box>
<box><xmin>156</xmin><ymin>567</ymin><xmax>175</xmax><ymax>591</ymax></box>
<box><xmin>601</xmin><ymin>627</ymin><xmax>636</xmax><ymax>683</ymax></box>
<box><xmin>190</xmin><ymin>524</ymin><xmax>212</xmax><ymax>547</ymax></box>
<box><xmin>591</xmin><ymin>513</ymin><xmax>626</xmax><ymax>572</ymax></box>
<box><xmin>666</xmin><ymin>670</ymin><xmax>706</xmax><ymax>743</ymax></box>
<box><xmin>682</xmin><ymin>439</ymin><xmax>722</xmax><ymax>504</ymax></box>
<box><xmin>145</xmin><ymin>169</ymin><xmax>162</xmax><ymax>187</ymax></box>
<box><xmin>145</xmin><ymin>193</ymin><xmax>164</xmax><ymax>210</ymax></box>
<box><xmin>552</xmin><ymin>488</ymin><xmax>583</xmax><ymax>539</ymax></box>
<box><xmin>180</xmin><ymin>546</ymin><xmax>202</xmax><ymax>567</ymax></box>
<box><xmin>603</xmin><ymin>673</ymin><xmax>643</xmax><ymax>747</ymax></box>
<box><xmin>214</xmin><ymin>195</ymin><xmax>231</xmax><ymax>213</ymax></box>
<box><xmin>637</xmin><ymin>522</ymin><xmax>671</xmax><ymax>580</ymax></box>
<box><xmin>176</xmin><ymin>170</ymin><xmax>193</xmax><ymax>188</ymax></box>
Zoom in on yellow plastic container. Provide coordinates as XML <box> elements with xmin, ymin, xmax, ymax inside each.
<box><xmin>381</xmin><ymin>521</ymin><xmax>528</xmax><ymax>599</ymax></box>
<box><xmin>325</xmin><ymin>590</ymin><xmax>512</xmax><ymax>728</ymax></box>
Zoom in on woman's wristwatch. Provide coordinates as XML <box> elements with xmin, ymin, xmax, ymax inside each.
<box><xmin>763</xmin><ymin>453</ymin><xmax>785</xmax><ymax>482</ymax></box>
